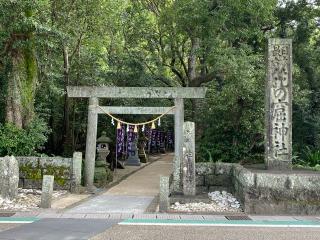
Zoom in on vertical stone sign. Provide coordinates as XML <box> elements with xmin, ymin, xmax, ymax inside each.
<box><xmin>40</xmin><ymin>175</ymin><xmax>54</xmax><ymax>208</ymax></box>
<box><xmin>182</xmin><ymin>121</ymin><xmax>196</xmax><ymax>196</ymax></box>
<box><xmin>266</xmin><ymin>38</ymin><xmax>292</xmax><ymax>170</ymax></box>
<box><xmin>159</xmin><ymin>176</ymin><xmax>170</xmax><ymax>212</ymax></box>
<box><xmin>71</xmin><ymin>152</ymin><xmax>82</xmax><ymax>193</ymax></box>
<box><xmin>173</xmin><ymin>98</ymin><xmax>184</xmax><ymax>193</ymax></box>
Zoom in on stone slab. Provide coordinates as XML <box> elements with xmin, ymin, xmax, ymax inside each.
<box><xmin>66</xmin><ymin>195</ymin><xmax>154</xmax><ymax>214</ymax></box>
<box><xmin>40</xmin><ymin>175</ymin><xmax>54</xmax><ymax>208</ymax></box>
<box><xmin>67</xmin><ymin>86</ymin><xmax>207</xmax><ymax>99</ymax></box>
<box><xmin>97</xmin><ymin>106</ymin><xmax>175</xmax><ymax>115</ymax></box>
<box><xmin>85</xmin><ymin>214</ymin><xmax>110</xmax><ymax>219</ymax></box>
<box><xmin>159</xmin><ymin>176</ymin><xmax>170</xmax><ymax>212</ymax></box>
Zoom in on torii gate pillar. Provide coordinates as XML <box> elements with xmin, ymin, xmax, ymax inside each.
<box><xmin>84</xmin><ymin>97</ymin><xmax>98</xmax><ymax>189</ymax></box>
<box><xmin>67</xmin><ymin>86</ymin><xmax>206</xmax><ymax>191</ymax></box>
<box><xmin>173</xmin><ymin>98</ymin><xmax>184</xmax><ymax>192</ymax></box>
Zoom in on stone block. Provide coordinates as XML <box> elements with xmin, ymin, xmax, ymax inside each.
<box><xmin>196</xmin><ymin>175</ymin><xmax>204</xmax><ymax>186</ymax></box>
<box><xmin>195</xmin><ymin>162</ymin><xmax>215</xmax><ymax>175</ymax></box>
<box><xmin>17</xmin><ymin>157</ymin><xmax>39</xmax><ymax>168</ymax></box>
<box><xmin>234</xmin><ymin>166</ymin><xmax>255</xmax><ymax>187</ymax></box>
<box><xmin>39</xmin><ymin>157</ymin><xmax>72</xmax><ymax>169</ymax></box>
<box><xmin>214</xmin><ymin>162</ymin><xmax>233</xmax><ymax>175</ymax></box>
<box><xmin>159</xmin><ymin>176</ymin><xmax>170</xmax><ymax>212</ymax></box>
<box><xmin>196</xmin><ymin>186</ymin><xmax>208</xmax><ymax>194</ymax></box>
<box><xmin>255</xmin><ymin>173</ymin><xmax>288</xmax><ymax>189</ymax></box>
<box><xmin>205</xmin><ymin>174</ymin><xmax>232</xmax><ymax>187</ymax></box>
<box><xmin>208</xmin><ymin>186</ymin><xmax>231</xmax><ymax>193</ymax></box>
<box><xmin>19</xmin><ymin>167</ymin><xmax>42</xmax><ymax>179</ymax></box>
<box><xmin>42</xmin><ymin>167</ymin><xmax>70</xmax><ymax>180</ymax></box>
<box><xmin>71</xmin><ymin>152</ymin><xmax>82</xmax><ymax>193</ymax></box>
<box><xmin>0</xmin><ymin>156</ymin><xmax>19</xmax><ymax>200</ymax></box>
<box><xmin>40</xmin><ymin>175</ymin><xmax>54</xmax><ymax>208</ymax></box>
<box><xmin>23</xmin><ymin>179</ymin><xmax>42</xmax><ymax>189</ymax></box>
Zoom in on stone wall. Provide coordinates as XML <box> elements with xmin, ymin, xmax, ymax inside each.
<box><xmin>195</xmin><ymin>162</ymin><xmax>320</xmax><ymax>215</ymax></box>
<box><xmin>17</xmin><ymin>155</ymin><xmax>79</xmax><ymax>190</ymax></box>
<box><xmin>233</xmin><ymin>165</ymin><xmax>320</xmax><ymax>215</ymax></box>
<box><xmin>195</xmin><ymin>162</ymin><xmax>233</xmax><ymax>193</ymax></box>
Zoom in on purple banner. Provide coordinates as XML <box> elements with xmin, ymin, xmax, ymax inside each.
<box><xmin>159</xmin><ymin>131</ymin><xmax>165</xmax><ymax>145</ymax></box>
<box><xmin>116</xmin><ymin>124</ymin><xmax>125</xmax><ymax>155</ymax></box>
<box><xmin>167</xmin><ymin>130</ymin><xmax>174</xmax><ymax>145</ymax></box>
<box><xmin>151</xmin><ymin>129</ymin><xmax>158</xmax><ymax>149</ymax></box>
<box><xmin>127</xmin><ymin>125</ymin><xmax>138</xmax><ymax>152</ymax></box>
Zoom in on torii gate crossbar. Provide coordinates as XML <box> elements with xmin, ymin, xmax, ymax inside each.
<box><xmin>67</xmin><ymin>86</ymin><xmax>207</xmax><ymax>192</ymax></box>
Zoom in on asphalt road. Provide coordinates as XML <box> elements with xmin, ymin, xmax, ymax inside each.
<box><xmin>90</xmin><ymin>225</ymin><xmax>320</xmax><ymax>240</ymax></box>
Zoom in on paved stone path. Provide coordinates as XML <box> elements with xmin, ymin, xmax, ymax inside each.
<box><xmin>65</xmin><ymin>154</ymin><xmax>173</xmax><ymax>215</ymax></box>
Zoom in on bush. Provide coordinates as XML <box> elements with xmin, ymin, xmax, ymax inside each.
<box><xmin>0</xmin><ymin>118</ymin><xmax>51</xmax><ymax>156</ymax></box>
<box><xmin>294</xmin><ymin>146</ymin><xmax>320</xmax><ymax>168</ymax></box>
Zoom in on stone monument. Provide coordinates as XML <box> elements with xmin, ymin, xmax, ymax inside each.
<box><xmin>0</xmin><ymin>156</ymin><xmax>19</xmax><ymax>200</ymax></box>
<box><xmin>159</xmin><ymin>176</ymin><xmax>170</xmax><ymax>212</ymax></box>
<box><xmin>71</xmin><ymin>152</ymin><xmax>82</xmax><ymax>193</ymax></box>
<box><xmin>40</xmin><ymin>175</ymin><xmax>54</xmax><ymax>208</ymax></box>
<box><xmin>125</xmin><ymin>139</ymin><xmax>141</xmax><ymax>166</ymax></box>
<box><xmin>182</xmin><ymin>121</ymin><xmax>196</xmax><ymax>196</ymax></box>
<box><xmin>265</xmin><ymin>38</ymin><xmax>292</xmax><ymax>170</ymax></box>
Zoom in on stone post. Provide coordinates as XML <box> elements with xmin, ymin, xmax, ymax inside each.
<box><xmin>159</xmin><ymin>176</ymin><xmax>170</xmax><ymax>212</ymax></box>
<box><xmin>71</xmin><ymin>152</ymin><xmax>82</xmax><ymax>193</ymax></box>
<box><xmin>85</xmin><ymin>97</ymin><xmax>98</xmax><ymax>189</ymax></box>
<box><xmin>182</xmin><ymin>122</ymin><xmax>196</xmax><ymax>196</ymax></box>
<box><xmin>173</xmin><ymin>98</ymin><xmax>184</xmax><ymax>192</ymax></box>
<box><xmin>40</xmin><ymin>175</ymin><xmax>54</xmax><ymax>208</ymax></box>
<box><xmin>0</xmin><ymin>156</ymin><xmax>19</xmax><ymax>200</ymax></box>
<box><xmin>265</xmin><ymin>38</ymin><xmax>292</xmax><ymax>170</ymax></box>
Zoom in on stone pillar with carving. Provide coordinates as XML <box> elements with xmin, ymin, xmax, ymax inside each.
<box><xmin>182</xmin><ymin>121</ymin><xmax>196</xmax><ymax>196</ymax></box>
<box><xmin>265</xmin><ymin>38</ymin><xmax>292</xmax><ymax>170</ymax></box>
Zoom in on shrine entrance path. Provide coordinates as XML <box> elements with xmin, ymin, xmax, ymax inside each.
<box><xmin>66</xmin><ymin>154</ymin><xmax>173</xmax><ymax>214</ymax></box>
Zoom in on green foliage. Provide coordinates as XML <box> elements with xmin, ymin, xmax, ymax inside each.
<box><xmin>0</xmin><ymin>118</ymin><xmax>51</xmax><ymax>156</ymax></box>
<box><xmin>0</xmin><ymin>0</ymin><xmax>319</xmax><ymax>162</ymax></box>
<box><xmin>295</xmin><ymin>146</ymin><xmax>320</xmax><ymax>167</ymax></box>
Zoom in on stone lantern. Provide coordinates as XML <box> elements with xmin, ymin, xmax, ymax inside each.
<box><xmin>96</xmin><ymin>131</ymin><xmax>112</xmax><ymax>162</ymax></box>
<box><xmin>94</xmin><ymin>131</ymin><xmax>113</xmax><ymax>187</ymax></box>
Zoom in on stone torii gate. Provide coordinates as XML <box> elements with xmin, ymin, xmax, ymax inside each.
<box><xmin>67</xmin><ymin>86</ymin><xmax>207</xmax><ymax>191</ymax></box>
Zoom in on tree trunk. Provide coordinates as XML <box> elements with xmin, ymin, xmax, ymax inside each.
<box><xmin>5</xmin><ymin>45</ymin><xmax>37</xmax><ymax>128</ymax></box>
<box><xmin>5</xmin><ymin>56</ymin><xmax>23</xmax><ymax>128</ymax></box>
<box><xmin>5</xmin><ymin>8</ymin><xmax>37</xmax><ymax>128</ymax></box>
<box><xmin>187</xmin><ymin>37</ymin><xmax>199</xmax><ymax>85</ymax></box>
<box><xmin>62</xmin><ymin>46</ymin><xmax>73</xmax><ymax>156</ymax></box>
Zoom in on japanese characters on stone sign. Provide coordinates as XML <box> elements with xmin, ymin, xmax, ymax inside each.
<box><xmin>266</xmin><ymin>39</ymin><xmax>292</xmax><ymax>169</ymax></box>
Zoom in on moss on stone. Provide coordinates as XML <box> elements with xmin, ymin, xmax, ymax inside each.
<box><xmin>94</xmin><ymin>167</ymin><xmax>113</xmax><ymax>187</ymax></box>
<box><xmin>43</xmin><ymin>164</ymin><xmax>68</xmax><ymax>186</ymax></box>
<box><xmin>20</xmin><ymin>163</ymin><xmax>42</xmax><ymax>180</ymax></box>
<box><xmin>20</xmin><ymin>163</ymin><xmax>69</xmax><ymax>187</ymax></box>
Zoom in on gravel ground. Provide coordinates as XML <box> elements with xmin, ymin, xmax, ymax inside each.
<box><xmin>0</xmin><ymin>188</ymin><xmax>68</xmax><ymax>211</ymax></box>
<box><xmin>170</xmin><ymin>191</ymin><xmax>242</xmax><ymax>213</ymax></box>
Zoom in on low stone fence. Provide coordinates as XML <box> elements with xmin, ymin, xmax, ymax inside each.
<box><xmin>195</xmin><ymin>162</ymin><xmax>233</xmax><ymax>193</ymax></box>
<box><xmin>16</xmin><ymin>152</ymin><xmax>82</xmax><ymax>191</ymax></box>
<box><xmin>195</xmin><ymin>162</ymin><xmax>320</xmax><ymax>215</ymax></box>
